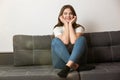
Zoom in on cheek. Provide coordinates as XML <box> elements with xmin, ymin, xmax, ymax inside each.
<box><xmin>62</xmin><ymin>15</ymin><xmax>66</xmax><ymax>19</ymax></box>
<box><xmin>70</xmin><ymin>15</ymin><xmax>74</xmax><ymax>19</ymax></box>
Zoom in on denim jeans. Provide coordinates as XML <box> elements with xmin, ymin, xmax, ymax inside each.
<box><xmin>51</xmin><ymin>36</ymin><xmax>88</xmax><ymax>69</ymax></box>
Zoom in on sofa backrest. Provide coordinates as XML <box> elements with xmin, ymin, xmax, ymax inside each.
<box><xmin>84</xmin><ymin>30</ymin><xmax>120</xmax><ymax>63</ymax></box>
<box><xmin>13</xmin><ymin>35</ymin><xmax>52</xmax><ymax>66</ymax></box>
<box><xmin>13</xmin><ymin>30</ymin><xmax>120</xmax><ymax>66</ymax></box>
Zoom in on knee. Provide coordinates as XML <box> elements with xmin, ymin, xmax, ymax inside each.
<box><xmin>77</xmin><ymin>36</ymin><xmax>86</xmax><ymax>42</ymax></box>
<box><xmin>51</xmin><ymin>38</ymin><xmax>60</xmax><ymax>47</ymax></box>
<box><xmin>75</xmin><ymin>36</ymin><xmax>87</xmax><ymax>45</ymax></box>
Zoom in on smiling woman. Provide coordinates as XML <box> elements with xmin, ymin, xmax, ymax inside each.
<box><xmin>51</xmin><ymin>4</ymin><xmax>88</xmax><ymax>78</ymax></box>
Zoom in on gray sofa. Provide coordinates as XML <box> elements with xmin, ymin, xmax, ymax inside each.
<box><xmin>0</xmin><ymin>30</ymin><xmax>120</xmax><ymax>80</ymax></box>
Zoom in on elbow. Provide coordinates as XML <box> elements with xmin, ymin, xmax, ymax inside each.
<box><xmin>70</xmin><ymin>40</ymin><xmax>75</xmax><ymax>44</ymax></box>
<box><xmin>70</xmin><ymin>37</ymin><xmax>77</xmax><ymax>44</ymax></box>
<box><xmin>62</xmin><ymin>38</ymin><xmax>69</xmax><ymax>45</ymax></box>
<box><xmin>63</xmin><ymin>40</ymin><xmax>69</xmax><ymax>45</ymax></box>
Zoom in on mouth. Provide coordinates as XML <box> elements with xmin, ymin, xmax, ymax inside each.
<box><xmin>65</xmin><ymin>18</ymin><xmax>71</xmax><ymax>21</ymax></box>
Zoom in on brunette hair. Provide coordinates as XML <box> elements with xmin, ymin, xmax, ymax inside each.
<box><xmin>54</xmin><ymin>4</ymin><xmax>84</xmax><ymax>30</ymax></box>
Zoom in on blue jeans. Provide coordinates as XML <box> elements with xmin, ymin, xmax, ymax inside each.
<box><xmin>51</xmin><ymin>36</ymin><xmax>88</xmax><ymax>69</ymax></box>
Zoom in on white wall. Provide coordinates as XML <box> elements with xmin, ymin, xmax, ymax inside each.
<box><xmin>0</xmin><ymin>0</ymin><xmax>120</xmax><ymax>52</ymax></box>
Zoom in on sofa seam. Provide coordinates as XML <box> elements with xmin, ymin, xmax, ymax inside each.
<box><xmin>108</xmin><ymin>32</ymin><xmax>113</xmax><ymax>61</ymax></box>
<box><xmin>32</xmin><ymin>36</ymin><xmax>35</xmax><ymax>64</ymax></box>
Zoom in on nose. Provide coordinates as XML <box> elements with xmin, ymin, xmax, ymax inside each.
<box><xmin>67</xmin><ymin>14</ymin><xmax>70</xmax><ymax>16</ymax></box>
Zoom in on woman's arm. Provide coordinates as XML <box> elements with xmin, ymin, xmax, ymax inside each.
<box><xmin>69</xmin><ymin>24</ymin><xmax>83</xmax><ymax>44</ymax></box>
<box><xmin>68</xmin><ymin>16</ymin><xmax>82</xmax><ymax>44</ymax></box>
<box><xmin>55</xmin><ymin>16</ymin><xmax>70</xmax><ymax>45</ymax></box>
<box><xmin>57</xmin><ymin>23</ymin><xmax>70</xmax><ymax>45</ymax></box>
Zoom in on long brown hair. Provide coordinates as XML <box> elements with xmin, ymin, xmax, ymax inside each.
<box><xmin>54</xmin><ymin>4</ymin><xmax>84</xmax><ymax>30</ymax></box>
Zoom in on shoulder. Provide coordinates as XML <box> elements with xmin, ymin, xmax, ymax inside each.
<box><xmin>53</xmin><ymin>26</ymin><xmax>63</xmax><ymax>31</ymax></box>
<box><xmin>53</xmin><ymin>26</ymin><xmax>63</xmax><ymax>33</ymax></box>
<box><xmin>75</xmin><ymin>25</ymin><xmax>85</xmax><ymax>32</ymax></box>
<box><xmin>53</xmin><ymin>26</ymin><xmax>63</xmax><ymax>37</ymax></box>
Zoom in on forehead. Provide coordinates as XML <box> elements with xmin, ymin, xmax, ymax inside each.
<box><xmin>63</xmin><ymin>8</ymin><xmax>72</xmax><ymax>12</ymax></box>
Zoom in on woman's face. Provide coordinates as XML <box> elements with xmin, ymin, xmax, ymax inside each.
<box><xmin>62</xmin><ymin>8</ymin><xmax>74</xmax><ymax>22</ymax></box>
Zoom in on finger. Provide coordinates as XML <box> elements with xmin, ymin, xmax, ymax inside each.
<box><xmin>59</xmin><ymin>16</ymin><xmax>62</xmax><ymax>19</ymax></box>
<box><xmin>74</xmin><ymin>16</ymin><xmax>77</xmax><ymax>21</ymax></box>
<box><xmin>59</xmin><ymin>16</ymin><xmax>63</xmax><ymax>22</ymax></box>
<box><xmin>74</xmin><ymin>16</ymin><xmax>77</xmax><ymax>19</ymax></box>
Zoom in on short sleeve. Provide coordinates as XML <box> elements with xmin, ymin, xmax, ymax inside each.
<box><xmin>75</xmin><ymin>26</ymin><xmax>84</xmax><ymax>33</ymax></box>
<box><xmin>53</xmin><ymin>27</ymin><xmax>63</xmax><ymax>37</ymax></box>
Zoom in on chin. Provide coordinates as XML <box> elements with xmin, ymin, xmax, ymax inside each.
<box><xmin>66</xmin><ymin>20</ymin><xmax>70</xmax><ymax>23</ymax></box>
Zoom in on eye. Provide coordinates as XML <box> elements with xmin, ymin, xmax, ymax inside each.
<box><xmin>69</xmin><ymin>12</ymin><xmax>73</xmax><ymax>15</ymax></box>
<box><xmin>63</xmin><ymin>12</ymin><xmax>67</xmax><ymax>15</ymax></box>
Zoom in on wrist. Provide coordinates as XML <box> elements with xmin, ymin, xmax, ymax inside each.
<box><xmin>69</xmin><ymin>23</ymin><xmax>72</xmax><ymax>26</ymax></box>
<box><xmin>64</xmin><ymin>22</ymin><xmax>69</xmax><ymax>26</ymax></box>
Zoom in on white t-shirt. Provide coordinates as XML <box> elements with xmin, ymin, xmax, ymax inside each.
<box><xmin>53</xmin><ymin>26</ymin><xmax>84</xmax><ymax>37</ymax></box>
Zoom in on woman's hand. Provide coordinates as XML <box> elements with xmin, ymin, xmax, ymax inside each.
<box><xmin>69</xmin><ymin>16</ymin><xmax>77</xmax><ymax>25</ymax></box>
<box><xmin>59</xmin><ymin>16</ymin><xmax>68</xmax><ymax>25</ymax></box>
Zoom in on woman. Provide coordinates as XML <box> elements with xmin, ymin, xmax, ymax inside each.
<box><xmin>51</xmin><ymin>4</ymin><xmax>88</xmax><ymax>78</ymax></box>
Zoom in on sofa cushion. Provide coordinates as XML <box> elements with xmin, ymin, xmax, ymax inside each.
<box><xmin>0</xmin><ymin>65</ymin><xmax>80</xmax><ymax>80</ymax></box>
<box><xmin>110</xmin><ymin>31</ymin><xmax>120</xmax><ymax>61</ymax></box>
<box><xmin>13</xmin><ymin>35</ymin><xmax>52</xmax><ymax>66</ymax></box>
<box><xmin>84</xmin><ymin>30</ymin><xmax>120</xmax><ymax>63</ymax></box>
<box><xmin>79</xmin><ymin>62</ymin><xmax>120</xmax><ymax>80</ymax></box>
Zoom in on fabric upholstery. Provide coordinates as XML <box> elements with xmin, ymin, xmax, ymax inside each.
<box><xmin>13</xmin><ymin>31</ymin><xmax>120</xmax><ymax>65</ymax></box>
<box><xmin>12</xmin><ymin>30</ymin><xmax>120</xmax><ymax>80</ymax></box>
<box><xmin>13</xmin><ymin>35</ymin><xmax>52</xmax><ymax>66</ymax></box>
<box><xmin>80</xmin><ymin>62</ymin><xmax>120</xmax><ymax>80</ymax></box>
<box><xmin>0</xmin><ymin>65</ymin><xmax>80</xmax><ymax>80</ymax></box>
<box><xmin>84</xmin><ymin>30</ymin><xmax>120</xmax><ymax>63</ymax></box>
